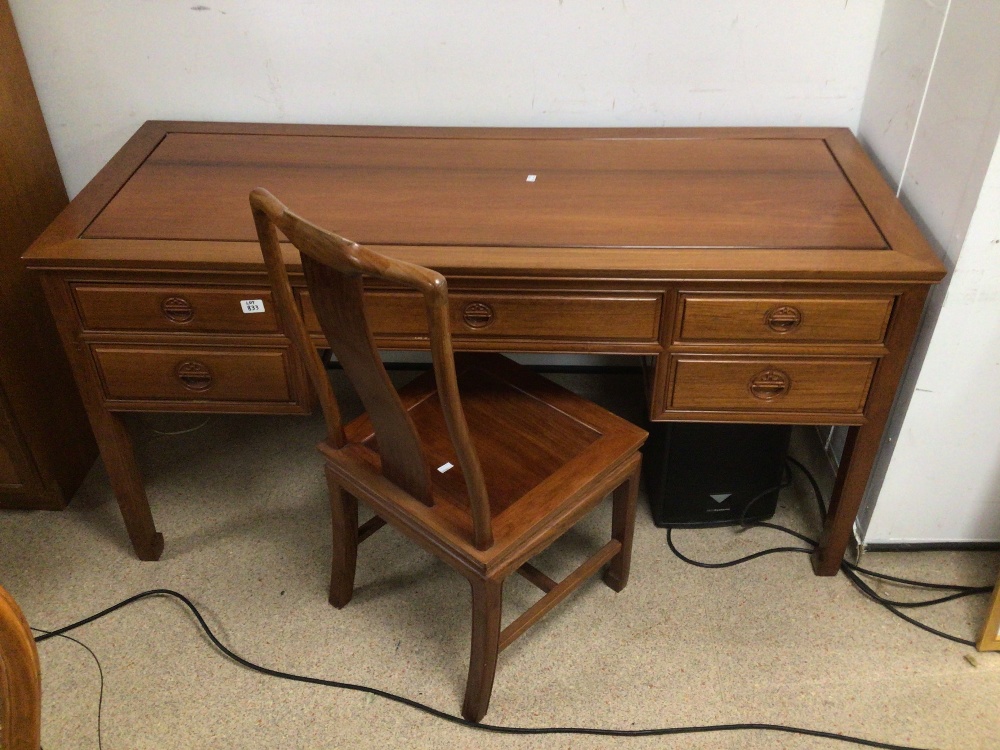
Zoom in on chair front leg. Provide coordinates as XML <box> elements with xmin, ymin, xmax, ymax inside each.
<box><xmin>326</xmin><ymin>466</ymin><xmax>359</xmax><ymax>609</ymax></box>
<box><xmin>462</xmin><ymin>577</ymin><xmax>503</xmax><ymax>722</ymax></box>
<box><xmin>603</xmin><ymin>458</ymin><xmax>640</xmax><ymax>592</ymax></box>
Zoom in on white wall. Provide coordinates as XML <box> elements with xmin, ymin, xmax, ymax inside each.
<box><xmin>856</xmin><ymin>0</ymin><xmax>1000</xmax><ymax>543</ymax></box>
<box><xmin>8</xmin><ymin>0</ymin><xmax>885</xmax><ymax>198</ymax></box>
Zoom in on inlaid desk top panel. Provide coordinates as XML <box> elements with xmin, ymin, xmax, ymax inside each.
<box><xmin>85</xmin><ymin>132</ymin><xmax>885</xmax><ymax>249</ymax></box>
<box><xmin>26</xmin><ymin>122</ymin><xmax>942</xmax><ymax>280</ymax></box>
<box><xmin>22</xmin><ymin>122</ymin><xmax>945</xmax><ymax>573</ymax></box>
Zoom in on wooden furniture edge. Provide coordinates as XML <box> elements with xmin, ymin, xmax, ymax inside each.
<box><xmin>24</xmin><ymin>121</ymin><xmax>169</xmax><ymax>254</ymax></box>
<box><xmin>824</xmin><ymin>130</ymin><xmax>944</xmax><ymax>275</ymax></box>
<box><xmin>143</xmin><ymin>120</ymin><xmax>851</xmax><ymax>140</ymax></box>
<box><xmin>976</xmin><ymin>573</ymin><xmax>1000</xmax><ymax>651</ymax></box>
<box><xmin>0</xmin><ymin>583</ymin><xmax>41</xmax><ymax>750</ymax></box>
<box><xmin>24</xmin><ymin>239</ymin><xmax>946</xmax><ymax>281</ymax></box>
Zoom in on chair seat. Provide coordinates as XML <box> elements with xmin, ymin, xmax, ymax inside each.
<box><xmin>319</xmin><ymin>354</ymin><xmax>646</xmax><ymax>578</ymax></box>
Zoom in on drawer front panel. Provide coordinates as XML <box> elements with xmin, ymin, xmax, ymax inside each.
<box><xmin>666</xmin><ymin>356</ymin><xmax>877</xmax><ymax>414</ymax></box>
<box><xmin>74</xmin><ymin>285</ymin><xmax>280</xmax><ymax>334</ymax></box>
<box><xmin>302</xmin><ymin>290</ymin><xmax>662</xmax><ymax>342</ymax></box>
<box><xmin>677</xmin><ymin>294</ymin><xmax>894</xmax><ymax>343</ymax></box>
<box><xmin>92</xmin><ymin>346</ymin><xmax>296</xmax><ymax>403</ymax></box>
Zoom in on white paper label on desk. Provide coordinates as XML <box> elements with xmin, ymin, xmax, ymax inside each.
<box><xmin>240</xmin><ymin>299</ymin><xmax>265</xmax><ymax>314</ymax></box>
<box><xmin>437</xmin><ymin>462</ymin><xmax>454</xmax><ymax>473</ymax></box>
<box><xmin>526</xmin><ymin>174</ymin><xmax>537</xmax><ymax>182</ymax></box>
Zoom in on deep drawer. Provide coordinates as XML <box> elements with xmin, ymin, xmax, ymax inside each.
<box><xmin>91</xmin><ymin>346</ymin><xmax>298</xmax><ymax>404</ymax></box>
<box><xmin>664</xmin><ymin>355</ymin><xmax>877</xmax><ymax>415</ymax></box>
<box><xmin>73</xmin><ymin>285</ymin><xmax>280</xmax><ymax>334</ymax></box>
<box><xmin>676</xmin><ymin>294</ymin><xmax>894</xmax><ymax>344</ymax></box>
<box><xmin>301</xmin><ymin>290</ymin><xmax>662</xmax><ymax>342</ymax></box>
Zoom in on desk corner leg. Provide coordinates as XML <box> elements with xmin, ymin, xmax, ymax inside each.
<box><xmin>96</xmin><ymin>408</ymin><xmax>164</xmax><ymax>561</ymax></box>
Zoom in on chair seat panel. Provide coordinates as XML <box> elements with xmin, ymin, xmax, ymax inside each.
<box><xmin>326</xmin><ymin>354</ymin><xmax>646</xmax><ymax>571</ymax></box>
<box><xmin>407</xmin><ymin>369</ymin><xmax>603</xmax><ymax>515</ymax></box>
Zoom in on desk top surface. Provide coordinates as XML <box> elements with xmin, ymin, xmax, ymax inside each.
<box><xmin>26</xmin><ymin>122</ymin><xmax>945</xmax><ymax>281</ymax></box>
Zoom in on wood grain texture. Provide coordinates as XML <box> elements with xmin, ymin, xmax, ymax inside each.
<box><xmin>0</xmin><ymin>583</ymin><xmax>41</xmax><ymax>750</ymax></box>
<box><xmin>301</xmin><ymin>289</ymin><xmax>662</xmax><ymax>343</ymax></box>
<box><xmin>87</xmin><ymin>133</ymin><xmax>887</xmax><ymax>250</ymax></box>
<box><xmin>666</xmin><ymin>356</ymin><xmax>877</xmax><ymax>414</ymax></box>
<box><xmin>91</xmin><ymin>345</ymin><xmax>298</xmax><ymax>404</ymax></box>
<box><xmin>0</xmin><ymin>0</ymin><xmax>96</xmax><ymax>509</ymax></box>
<box><xmin>73</xmin><ymin>284</ymin><xmax>280</xmax><ymax>333</ymax></box>
<box><xmin>677</xmin><ymin>294</ymin><xmax>893</xmax><ymax>344</ymax></box>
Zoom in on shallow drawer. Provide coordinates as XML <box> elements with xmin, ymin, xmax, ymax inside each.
<box><xmin>91</xmin><ymin>346</ymin><xmax>297</xmax><ymax>404</ymax></box>
<box><xmin>665</xmin><ymin>355</ymin><xmax>877</xmax><ymax>414</ymax></box>
<box><xmin>676</xmin><ymin>294</ymin><xmax>894</xmax><ymax>343</ymax></box>
<box><xmin>301</xmin><ymin>290</ymin><xmax>662</xmax><ymax>342</ymax></box>
<box><xmin>73</xmin><ymin>285</ymin><xmax>280</xmax><ymax>334</ymax></box>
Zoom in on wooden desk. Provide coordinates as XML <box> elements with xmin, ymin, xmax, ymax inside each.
<box><xmin>23</xmin><ymin>122</ymin><xmax>945</xmax><ymax>573</ymax></box>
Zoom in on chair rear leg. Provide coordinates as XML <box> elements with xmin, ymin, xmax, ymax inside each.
<box><xmin>602</xmin><ymin>459</ymin><xmax>640</xmax><ymax>592</ymax></box>
<box><xmin>462</xmin><ymin>577</ymin><xmax>503</xmax><ymax>722</ymax></box>
<box><xmin>326</xmin><ymin>466</ymin><xmax>358</xmax><ymax>608</ymax></box>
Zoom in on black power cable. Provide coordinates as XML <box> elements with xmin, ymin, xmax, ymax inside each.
<box><xmin>665</xmin><ymin>456</ymin><xmax>994</xmax><ymax>648</ymax></box>
<box><xmin>31</xmin><ymin>626</ymin><xmax>105</xmax><ymax>750</ymax></box>
<box><xmin>34</xmin><ymin>588</ymin><xmax>935</xmax><ymax>750</ymax></box>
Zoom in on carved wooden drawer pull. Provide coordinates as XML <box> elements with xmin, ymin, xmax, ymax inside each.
<box><xmin>764</xmin><ymin>305</ymin><xmax>802</xmax><ymax>333</ymax></box>
<box><xmin>161</xmin><ymin>296</ymin><xmax>194</xmax><ymax>323</ymax></box>
<box><xmin>748</xmin><ymin>369</ymin><xmax>790</xmax><ymax>400</ymax></box>
<box><xmin>175</xmin><ymin>361</ymin><xmax>213</xmax><ymax>391</ymax></box>
<box><xmin>462</xmin><ymin>302</ymin><xmax>495</xmax><ymax>329</ymax></box>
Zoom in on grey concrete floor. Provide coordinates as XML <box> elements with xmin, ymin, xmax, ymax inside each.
<box><xmin>1</xmin><ymin>369</ymin><xmax>998</xmax><ymax>749</ymax></box>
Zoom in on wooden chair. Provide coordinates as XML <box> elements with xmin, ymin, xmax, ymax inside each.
<box><xmin>0</xmin><ymin>583</ymin><xmax>41</xmax><ymax>750</ymax></box>
<box><xmin>250</xmin><ymin>188</ymin><xmax>647</xmax><ymax>721</ymax></box>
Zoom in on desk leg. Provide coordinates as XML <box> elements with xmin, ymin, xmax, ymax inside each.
<box><xmin>811</xmin><ymin>285</ymin><xmax>929</xmax><ymax>576</ymax></box>
<box><xmin>40</xmin><ymin>276</ymin><xmax>163</xmax><ymax>561</ymax></box>
<box><xmin>91</xmin><ymin>408</ymin><xmax>164</xmax><ymax>561</ymax></box>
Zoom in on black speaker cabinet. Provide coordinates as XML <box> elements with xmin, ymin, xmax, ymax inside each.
<box><xmin>643</xmin><ymin>423</ymin><xmax>792</xmax><ymax>527</ymax></box>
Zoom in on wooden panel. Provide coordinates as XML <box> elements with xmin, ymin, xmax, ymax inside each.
<box><xmin>0</xmin><ymin>440</ymin><xmax>23</xmax><ymax>486</ymax></box>
<box><xmin>666</xmin><ymin>355</ymin><xmax>877</xmax><ymax>414</ymax></box>
<box><xmin>677</xmin><ymin>294</ymin><xmax>894</xmax><ymax>343</ymax></box>
<box><xmin>301</xmin><ymin>290</ymin><xmax>662</xmax><ymax>342</ymax></box>
<box><xmin>73</xmin><ymin>284</ymin><xmax>280</xmax><ymax>333</ymax></box>
<box><xmin>83</xmin><ymin>132</ymin><xmax>887</xmax><ymax>251</ymax></box>
<box><xmin>0</xmin><ymin>0</ymin><xmax>96</xmax><ymax>509</ymax></box>
<box><xmin>91</xmin><ymin>346</ymin><xmax>296</xmax><ymax>403</ymax></box>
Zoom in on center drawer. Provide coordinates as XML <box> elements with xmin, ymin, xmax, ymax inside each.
<box><xmin>300</xmin><ymin>290</ymin><xmax>662</xmax><ymax>343</ymax></box>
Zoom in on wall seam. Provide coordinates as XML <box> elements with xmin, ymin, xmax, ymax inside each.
<box><xmin>896</xmin><ymin>0</ymin><xmax>952</xmax><ymax>197</ymax></box>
